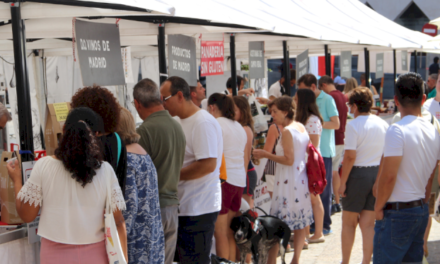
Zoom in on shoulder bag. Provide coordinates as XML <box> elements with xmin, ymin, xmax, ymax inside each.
<box><xmin>104</xmin><ymin>165</ymin><xmax>127</xmax><ymax>264</ymax></box>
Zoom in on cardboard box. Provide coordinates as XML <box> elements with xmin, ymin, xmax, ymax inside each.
<box><xmin>44</xmin><ymin>102</ymin><xmax>70</xmax><ymax>155</ymax></box>
<box><xmin>0</xmin><ymin>151</ymin><xmax>23</xmax><ymax>224</ymax></box>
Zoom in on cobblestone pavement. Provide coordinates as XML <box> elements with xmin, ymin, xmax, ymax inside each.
<box><xmin>277</xmin><ymin>212</ymin><xmax>440</xmax><ymax>264</ymax></box>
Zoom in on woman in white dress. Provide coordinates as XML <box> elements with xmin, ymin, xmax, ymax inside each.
<box><xmin>253</xmin><ymin>97</ymin><xmax>313</xmax><ymax>264</ymax></box>
<box><xmin>294</xmin><ymin>89</ymin><xmax>325</xmax><ymax>244</ymax></box>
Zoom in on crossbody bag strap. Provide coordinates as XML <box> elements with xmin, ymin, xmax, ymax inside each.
<box><xmin>105</xmin><ymin>164</ymin><xmax>112</xmax><ymax>214</ymax></box>
<box><xmin>114</xmin><ymin>132</ymin><xmax>121</xmax><ymax>167</ymax></box>
<box><xmin>272</xmin><ymin>124</ymin><xmax>282</xmax><ymax>153</ymax></box>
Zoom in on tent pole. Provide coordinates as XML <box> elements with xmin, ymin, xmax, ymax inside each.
<box><xmin>393</xmin><ymin>49</ymin><xmax>397</xmax><ymax>89</ymax></box>
<box><xmin>157</xmin><ymin>23</ymin><xmax>167</xmax><ymax>84</ymax></box>
<box><xmin>324</xmin><ymin>44</ymin><xmax>328</xmax><ymax>75</ymax></box>
<box><xmin>364</xmin><ymin>48</ymin><xmax>370</xmax><ymax>88</ymax></box>
<box><xmin>414</xmin><ymin>50</ymin><xmax>417</xmax><ymax>73</ymax></box>
<box><xmin>10</xmin><ymin>2</ymin><xmax>34</xmax><ymax>162</ymax></box>
<box><xmin>230</xmin><ymin>33</ymin><xmax>237</xmax><ymax>96</ymax></box>
<box><xmin>324</xmin><ymin>44</ymin><xmax>330</xmax><ymax>76</ymax></box>
<box><xmin>283</xmin><ymin>41</ymin><xmax>291</xmax><ymax>96</ymax></box>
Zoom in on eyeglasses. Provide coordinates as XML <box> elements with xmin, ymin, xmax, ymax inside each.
<box><xmin>163</xmin><ymin>93</ymin><xmax>177</xmax><ymax>102</ymax></box>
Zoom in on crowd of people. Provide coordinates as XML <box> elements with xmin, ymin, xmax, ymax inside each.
<box><xmin>3</xmin><ymin>67</ymin><xmax>440</xmax><ymax>264</ymax></box>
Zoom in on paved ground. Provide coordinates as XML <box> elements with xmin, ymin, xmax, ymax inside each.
<box><xmin>276</xmin><ymin>212</ymin><xmax>440</xmax><ymax>264</ymax></box>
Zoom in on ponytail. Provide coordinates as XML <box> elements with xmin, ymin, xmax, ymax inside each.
<box><xmin>208</xmin><ymin>93</ymin><xmax>236</xmax><ymax>120</ymax></box>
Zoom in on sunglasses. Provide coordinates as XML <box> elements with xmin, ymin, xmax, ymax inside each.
<box><xmin>163</xmin><ymin>93</ymin><xmax>177</xmax><ymax>102</ymax></box>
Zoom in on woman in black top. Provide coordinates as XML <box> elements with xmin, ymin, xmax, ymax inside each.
<box><xmin>71</xmin><ymin>85</ymin><xmax>127</xmax><ymax>193</ymax></box>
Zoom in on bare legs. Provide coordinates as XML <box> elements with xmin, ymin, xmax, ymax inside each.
<box><xmin>242</xmin><ymin>194</ymin><xmax>254</xmax><ymax>210</ymax></box>
<box><xmin>359</xmin><ymin>211</ymin><xmax>375</xmax><ymax>264</ymax></box>
<box><xmin>333</xmin><ymin>170</ymin><xmax>341</xmax><ymax>205</ymax></box>
<box><xmin>214</xmin><ymin>210</ymin><xmax>238</xmax><ymax>261</ymax></box>
<box><xmin>308</xmin><ymin>194</ymin><xmax>325</xmax><ymax>240</ymax></box>
<box><xmin>291</xmin><ymin>229</ymin><xmax>306</xmax><ymax>264</ymax></box>
<box><xmin>341</xmin><ymin>210</ymin><xmax>374</xmax><ymax>264</ymax></box>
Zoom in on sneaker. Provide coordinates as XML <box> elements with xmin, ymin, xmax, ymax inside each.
<box><xmin>331</xmin><ymin>204</ymin><xmax>342</xmax><ymax>215</ymax></box>
<box><xmin>323</xmin><ymin>229</ymin><xmax>333</xmax><ymax>236</ymax></box>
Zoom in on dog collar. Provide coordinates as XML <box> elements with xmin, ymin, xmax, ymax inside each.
<box><xmin>236</xmin><ymin>238</ymin><xmax>249</xmax><ymax>245</ymax></box>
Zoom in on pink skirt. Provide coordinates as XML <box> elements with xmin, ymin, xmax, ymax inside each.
<box><xmin>40</xmin><ymin>238</ymin><xmax>107</xmax><ymax>264</ymax></box>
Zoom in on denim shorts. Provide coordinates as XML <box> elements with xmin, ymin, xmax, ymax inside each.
<box><xmin>373</xmin><ymin>205</ymin><xmax>429</xmax><ymax>264</ymax></box>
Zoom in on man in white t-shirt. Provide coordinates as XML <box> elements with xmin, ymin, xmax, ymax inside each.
<box><xmin>160</xmin><ymin>76</ymin><xmax>223</xmax><ymax>264</ymax></box>
<box><xmin>268</xmin><ymin>69</ymin><xmax>296</xmax><ymax>100</ymax></box>
<box><xmin>189</xmin><ymin>80</ymin><xmax>205</xmax><ymax>107</ymax></box>
<box><xmin>423</xmin><ymin>74</ymin><xmax>440</xmax><ymax>120</ymax></box>
<box><xmin>373</xmin><ymin>72</ymin><xmax>440</xmax><ymax>264</ymax></box>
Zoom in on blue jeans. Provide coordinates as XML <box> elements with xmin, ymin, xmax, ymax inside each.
<box><xmin>319</xmin><ymin>157</ymin><xmax>333</xmax><ymax>230</ymax></box>
<box><xmin>373</xmin><ymin>205</ymin><xmax>429</xmax><ymax>264</ymax></box>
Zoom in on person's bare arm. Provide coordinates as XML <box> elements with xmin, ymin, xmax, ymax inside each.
<box><xmin>371</xmin><ymin>85</ymin><xmax>378</xmax><ymax>95</ymax></box>
<box><xmin>425</xmin><ymin>164</ymin><xmax>438</xmax><ymax>203</ymax></box>
<box><xmin>253</xmin><ymin>129</ymin><xmax>294</xmax><ymax>166</ymax></box>
<box><xmin>7</xmin><ymin>160</ymin><xmax>40</xmax><ymax>223</ymax></box>
<box><xmin>256</xmin><ymin>97</ymin><xmax>270</xmax><ymax>105</ymax></box>
<box><xmin>374</xmin><ymin>156</ymin><xmax>402</xmax><ymax>220</ymax></box>
<box><xmin>238</xmin><ymin>88</ymin><xmax>255</xmax><ymax>96</ymax></box>
<box><xmin>180</xmin><ymin>158</ymin><xmax>217</xmax><ymax>181</ymax></box>
<box><xmin>263</xmin><ymin>125</ymin><xmax>279</xmax><ymax>153</ymax></box>
<box><xmin>309</xmin><ymin>134</ymin><xmax>320</xmax><ymax>149</ymax></box>
<box><xmin>338</xmin><ymin>150</ymin><xmax>356</xmax><ymax>197</ymax></box>
<box><xmin>113</xmin><ymin>209</ymin><xmax>128</xmax><ymax>263</ymax></box>
<box><xmin>373</xmin><ymin>155</ymin><xmax>384</xmax><ymax>197</ymax></box>
<box><xmin>243</xmin><ymin>126</ymin><xmax>253</xmax><ymax>170</ymax></box>
<box><xmin>322</xmin><ymin>116</ymin><xmax>340</xmax><ymax>130</ymax></box>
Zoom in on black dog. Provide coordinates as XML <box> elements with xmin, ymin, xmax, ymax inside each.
<box><xmin>230</xmin><ymin>210</ymin><xmax>291</xmax><ymax>264</ymax></box>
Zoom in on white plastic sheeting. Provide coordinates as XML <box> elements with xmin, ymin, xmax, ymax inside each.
<box><xmin>1</xmin><ymin>55</ymin><xmax>43</xmax><ymax>151</ymax></box>
<box><xmin>0</xmin><ymin>237</ymin><xmax>38</xmax><ymax>264</ymax></box>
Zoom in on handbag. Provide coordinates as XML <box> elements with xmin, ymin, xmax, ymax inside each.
<box><xmin>263</xmin><ymin>125</ymin><xmax>281</xmax><ymax>180</ymax></box>
<box><xmin>306</xmin><ymin>143</ymin><xmax>327</xmax><ymax>195</ymax></box>
<box><xmin>248</xmin><ymin>94</ymin><xmax>268</xmax><ymax>133</ymax></box>
<box><xmin>104</xmin><ymin>165</ymin><xmax>127</xmax><ymax>264</ymax></box>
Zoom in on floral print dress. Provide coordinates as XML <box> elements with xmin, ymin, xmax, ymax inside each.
<box><xmin>270</xmin><ymin>124</ymin><xmax>314</xmax><ymax>230</ymax></box>
<box><xmin>123</xmin><ymin>153</ymin><xmax>165</xmax><ymax>264</ymax></box>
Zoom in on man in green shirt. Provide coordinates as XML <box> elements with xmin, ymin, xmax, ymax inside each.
<box><xmin>133</xmin><ymin>78</ymin><xmax>186</xmax><ymax>264</ymax></box>
<box><xmin>427</xmin><ymin>74</ymin><xmax>438</xmax><ymax>99</ymax></box>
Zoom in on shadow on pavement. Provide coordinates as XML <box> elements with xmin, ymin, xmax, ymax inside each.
<box><xmin>427</xmin><ymin>240</ymin><xmax>440</xmax><ymax>263</ymax></box>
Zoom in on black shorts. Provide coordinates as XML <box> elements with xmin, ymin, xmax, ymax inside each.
<box><xmin>175</xmin><ymin>211</ymin><xmax>219</xmax><ymax>264</ymax></box>
<box><xmin>243</xmin><ymin>168</ymin><xmax>257</xmax><ymax>197</ymax></box>
<box><xmin>342</xmin><ymin>166</ymin><xmax>379</xmax><ymax>213</ymax></box>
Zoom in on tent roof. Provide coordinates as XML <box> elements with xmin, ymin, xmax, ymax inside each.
<box><xmin>0</xmin><ymin>0</ymin><xmax>436</xmax><ymax>57</ymax></box>
<box><xmin>22</xmin><ymin>0</ymin><xmax>175</xmax><ymax>14</ymax></box>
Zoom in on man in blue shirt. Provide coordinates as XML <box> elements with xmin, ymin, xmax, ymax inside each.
<box><xmin>297</xmin><ymin>74</ymin><xmax>339</xmax><ymax>235</ymax></box>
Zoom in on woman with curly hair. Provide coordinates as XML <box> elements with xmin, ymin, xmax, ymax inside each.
<box><xmin>117</xmin><ymin>107</ymin><xmax>165</xmax><ymax>264</ymax></box>
<box><xmin>71</xmin><ymin>85</ymin><xmax>128</xmax><ymax>192</ymax></box>
<box><xmin>7</xmin><ymin>107</ymin><xmax>127</xmax><ymax>264</ymax></box>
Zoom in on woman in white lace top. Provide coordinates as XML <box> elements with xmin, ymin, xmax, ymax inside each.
<box><xmin>7</xmin><ymin>107</ymin><xmax>127</xmax><ymax>264</ymax></box>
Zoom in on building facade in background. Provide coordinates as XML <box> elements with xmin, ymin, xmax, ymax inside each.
<box><xmin>360</xmin><ymin>0</ymin><xmax>440</xmax><ymax>32</ymax></box>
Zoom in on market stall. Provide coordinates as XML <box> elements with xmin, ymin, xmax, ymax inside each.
<box><xmin>1</xmin><ymin>1</ymin><xmax>439</xmax><ymax>264</ymax></box>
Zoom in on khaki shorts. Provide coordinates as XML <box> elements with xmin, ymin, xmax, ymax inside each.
<box><xmin>332</xmin><ymin>145</ymin><xmax>345</xmax><ymax>172</ymax></box>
